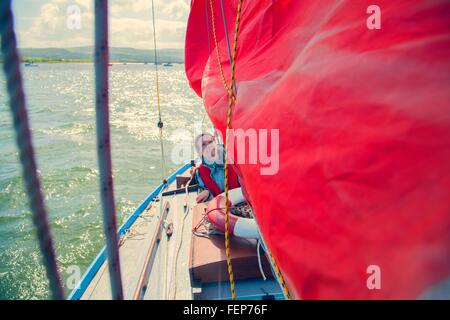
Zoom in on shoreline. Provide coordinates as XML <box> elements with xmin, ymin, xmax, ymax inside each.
<box><xmin>0</xmin><ymin>61</ymin><xmax>184</xmax><ymax>64</ymax></box>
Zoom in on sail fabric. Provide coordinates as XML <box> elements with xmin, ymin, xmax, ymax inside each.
<box><xmin>185</xmin><ymin>0</ymin><xmax>450</xmax><ymax>299</ymax></box>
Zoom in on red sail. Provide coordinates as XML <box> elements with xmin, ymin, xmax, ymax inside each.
<box><xmin>185</xmin><ymin>0</ymin><xmax>450</xmax><ymax>299</ymax></box>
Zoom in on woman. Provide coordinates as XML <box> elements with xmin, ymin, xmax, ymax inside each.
<box><xmin>194</xmin><ymin>133</ymin><xmax>240</xmax><ymax>203</ymax></box>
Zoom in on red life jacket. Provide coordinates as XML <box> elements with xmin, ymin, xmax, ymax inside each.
<box><xmin>197</xmin><ymin>164</ymin><xmax>240</xmax><ymax>197</ymax></box>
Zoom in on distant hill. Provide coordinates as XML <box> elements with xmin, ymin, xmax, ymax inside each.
<box><xmin>17</xmin><ymin>47</ymin><xmax>184</xmax><ymax>63</ymax></box>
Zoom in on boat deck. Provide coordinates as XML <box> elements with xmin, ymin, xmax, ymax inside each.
<box><xmin>81</xmin><ymin>172</ymin><xmax>196</xmax><ymax>300</ymax></box>
<box><xmin>80</xmin><ymin>168</ymin><xmax>284</xmax><ymax>300</ymax></box>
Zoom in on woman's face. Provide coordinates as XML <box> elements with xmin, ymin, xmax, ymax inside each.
<box><xmin>200</xmin><ymin>135</ymin><xmax>217</xmax><ymax>162</ymax></box>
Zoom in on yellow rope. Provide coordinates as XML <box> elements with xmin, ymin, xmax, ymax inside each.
<box><xmin>209</xmin><ymin>0</ymin><xmax>293</xmax><ymax>300</ymax></box>
<box><xmin>151</xmin><ymin>0</ymin><xmax>166</xmax><ymax>180</ymax></box>
<box><xmin>221</xmin><ymin>0</ymin><xmax>244</xmax><ymax>300</ymax></box>
<box><xmin>226</xmin><ymin>0</ymin><xmax>246</xmax><ymax>300</ymax></box>
<box><xmin>268</xmin><ymin>252</ymin><xmax>293</xmax><ymax>299</ymax></box>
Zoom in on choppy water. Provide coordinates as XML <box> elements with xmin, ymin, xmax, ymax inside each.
<box><xmin>0</xmin><ymin>63</ymin><xmax>209</xmax><ymax>299</ymax></box>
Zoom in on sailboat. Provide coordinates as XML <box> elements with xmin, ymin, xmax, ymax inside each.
<box><xmin>184</xmin><ymin>0</ymin><xmax>450</xmax><ymax>299</ymax></box>
<box><xmin>69</xmin><ymin>0</ymin><xmax>450</xmax><ymax>300</ymax></box>
<box><xmin>69</xmin><ymin>163</ymin><xmax>283</xmax><ymax>300</ymax></box>
<box><xmin>69</xmin><ymin>0</ymin><xmax>285</xmax><ymax>301</ymax></box>
<box><xmin>1</xmin><ymin>0</ymin><xmax>449</xmax><ymax>300</ymax></box>
<box><xmin>24</xmin><ymin>61</ymin><xmax>38</xmax><ymax>67</ymax></box>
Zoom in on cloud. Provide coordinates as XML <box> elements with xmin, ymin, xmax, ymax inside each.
<box><xmin>109</xmin><ymin>17</ymin><xmax>186</xmax><ymax>49</ymax></box>
<box><xmin>16</xmin><ymin>0</ymin><xmax>189</xmax><ymax>49</ymax></box>
<box><xmin>160</xmin><ymin>0</ymin><xmax>190</xmax><ymax>21</ymax></box>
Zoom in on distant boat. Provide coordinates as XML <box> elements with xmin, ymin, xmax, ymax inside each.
<box><xmin>163</xmin><ymin>62</ymin><xmax>173</xmax><ymax>67</ymax></box>
<box><xmin>24</xmin><ymin>62</ymin><xmax>38</xmax><ymax>67</ymax></box>
<box><xmin>108</xmin><ymin>63</ymin><xmax>113</xmax><ymax>67</ymax></box>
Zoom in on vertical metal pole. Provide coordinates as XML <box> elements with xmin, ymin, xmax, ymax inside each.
<box><xmin>94</xmin><ymin>0</ymin><xmax>123</xmax><ymax>300</ymax></box>
<box><xmin>0</xmin><ymin>0</ymin><xmax>64</xmax><ymax>299</ymax></box>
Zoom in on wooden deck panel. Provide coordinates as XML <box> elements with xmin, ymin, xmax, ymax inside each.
<box><xmin>81</xmin><ymin>197</ymin><xmax>164</xmax><ymax>300</ymax></box>
<box><xmin>81</xmin><ymin>170</ymin><xmax>195</xmax><ymax>300</ymax></box>
<box><xmin>143</xmin><ymin>189</ymin><xmax>197</xmax><ymax>299</ymax></box>
<box><xmin>189</xmin><ymin>203</ymin><xmax>273</xmax><ymax>284</ymax></box>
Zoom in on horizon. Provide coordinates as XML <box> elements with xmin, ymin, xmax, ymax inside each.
<box><xmin>13</xmin><ymin>46</ymin><xmax>185</xmax><ymax>63</ymax></box>
<box><xmin>18</xmin><ymin>46</ymin><xmax>184</xmax><ymax>50</ymax></box>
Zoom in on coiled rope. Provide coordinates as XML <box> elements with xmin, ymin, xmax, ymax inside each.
<box><xmin>0</xmin><ymin>0</ymin><xmax>64</xmax><ymax>300</ymax></box>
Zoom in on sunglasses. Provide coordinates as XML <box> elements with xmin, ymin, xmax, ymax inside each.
<box><xmin>202</xmin><ymin>138</ymin><xmax>214</xmax><ymax>148</ymax></box>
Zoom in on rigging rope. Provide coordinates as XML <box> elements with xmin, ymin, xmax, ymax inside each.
<box><xmin>151</xmin><ymin>0</ymin><xmax>167</xmax><ymax>183</ymax></box>
<box><xmin>94</xmin><ymin>0</ymin><xmax>123</xmax><ymax>300</ymax></box>
<box><xmin>208</xmin><ymin>0</ymin><xmax>234</xmax><ymax>99</ymax></box>
<box><xmin>0</xmin><ymin>0</ymin><xmax>64</xmax><ymax>300</ymax></box>
<box><xmin>210</xmin><ymin>0</ymin><xmax>293</xmax><ymax>300</ymax></box>
<box><xmin>219</xmin><ymin>0</ymin><xmax>237</xmax><ymax>95</ymax></box>
<box><xmin>257</xmin><ymin>239</ymin><xmax>267</xmax><ymax>281</ymax></box>
<box><xmin>170</xmin><ymin>162</ymin><xmax>198</xmax><ymax>298</ymax></box>
<box><xmin>223</xmin><ymin>0</ymin><xmax>244</xmax><ymax>300</ymax></box>
<box><xmin>205</xmin><ymin>0</ymin><xmax>212</xmax><ymax>53</ymax></box>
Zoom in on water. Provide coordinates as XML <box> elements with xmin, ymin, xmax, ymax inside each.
<box><xmin>0</xmin><ymin>63</ymin><xmax>209</xmax><ymax>299</ymax></box>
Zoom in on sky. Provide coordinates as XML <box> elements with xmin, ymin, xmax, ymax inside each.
<box><xmin>12</xmin><ymin>0</ymin><xmax>191</xmax><ymax>49</ymax></box>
